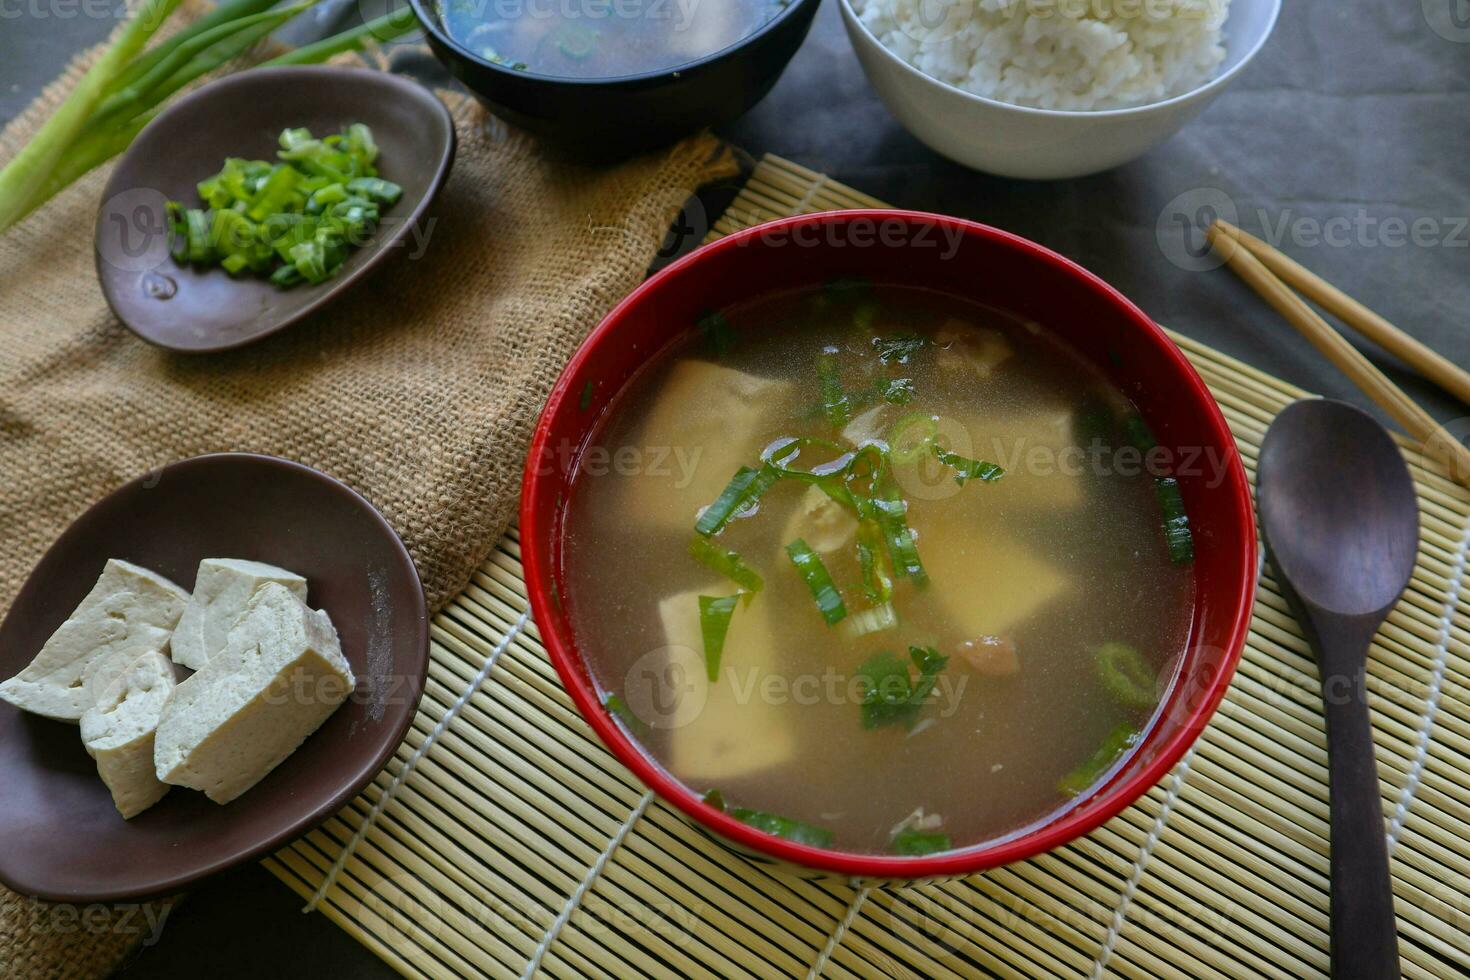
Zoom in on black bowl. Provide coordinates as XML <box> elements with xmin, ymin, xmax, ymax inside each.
<box><xmin>408</xmin><ymin>0</ymin><xmax>822</xmax><ymax>158</ymax></box>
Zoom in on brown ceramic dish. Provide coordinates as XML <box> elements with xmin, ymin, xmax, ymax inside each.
<box><xmin>95</xmin><ymin>66</ymin><xmax>455</xmax><ymax>354</ymax></box>
<box><xmin>0</xmin><ymin>454</ymin><xmax>429</xmax><ymax>902</ymax></box>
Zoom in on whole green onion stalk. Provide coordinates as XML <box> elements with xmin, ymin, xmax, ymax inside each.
<box><xmin>0</xmin><ymin>0</ymin><xmax>420</xmax><ymax>234</ymax></box>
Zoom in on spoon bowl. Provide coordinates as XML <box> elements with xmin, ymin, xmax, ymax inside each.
<box><xmin>1258</xmin><ymin>397</ymin><xmax>1418</xmax><ymax>980</ymax></box>
<box><xmin>1259</xmin><ymin>399</ymin><xmax>1420</xmax><ymax>617</ymax></box>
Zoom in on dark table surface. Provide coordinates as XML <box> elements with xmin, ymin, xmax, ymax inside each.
<box><xmin>3</xmin><ymin>0</ymin><xmax>1468</xmax><ymax>976</ymax></box>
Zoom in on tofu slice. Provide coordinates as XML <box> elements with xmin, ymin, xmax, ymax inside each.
<box><xmin>657</xmin><ymin>587</ymin><xmax>794</xmax><ymax>783</ymax></box>
<box><xmin>0</xmin><ymin>560</ymin><xmax>187</xmax><ymax>723</ymax></box>
<box><xmin>154</xmin><ymin>583</ymin><xmax>355</xmax><ymax>804</ymax></box>
<box><xmin>171</xmin><ymin>558</ymin><xmax>309</xmax><ymax>671</ymax></box>
<box><xmin>781</xmin><ymin>484</ymin><xmax>858</xmax><ymax>556</ymax></box>
<box><xmin>624</xmin><ymin>360</ymin><xmax>791</xmax><ymax>533</ymax></box>
<box><xmin>976</xmin><ymin>408</ymin><xmax>1086</xmax><ymax>511</ymax></box>
<box><xmin>842</xmin><ymin>404</ymin><xmax>889</xmax><ymax>447</ymax></box>
<box><xmin>80</xmin><ymin>650</ymin><xmax>176</xmax><ymax>819</ymax></box>
<box><xmin>934</xmin><ymin>320</ymin><xmax>1014</xmax><ymax>379</ymax></box>
<box><xmin>922</xmin><ymin>534</ymin><xmax>1070</xmax><ymax>642</ymax></box>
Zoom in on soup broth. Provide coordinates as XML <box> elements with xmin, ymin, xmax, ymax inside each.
<box><xmin>561</xmin><ymin>283</ymin><xmax>1196</xmax><ymax>854</ymax></box>
<box><xmin>436</xmin><ymin>0</ymin><xmax>789</xmax><ymax>78</ymax></box>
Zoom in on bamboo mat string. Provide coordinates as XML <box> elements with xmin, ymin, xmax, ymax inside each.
<box><xmin>1387</xmin><ymin>517</ymin><xmax>1470</xmax><ymax>851</ymax></box>
<box><xmin>1089</xmin><ymin>745</ymin><xmax>1198</xmax><ymax>979</ymax></box>
<box><xmin>522</xmin><ymin>789</ymin><xmax>656</xmax><ymax>979</ymax></box>
<box><xmin>805</xmin><ymin>882</ymin><xmax>870</xmax><ymax>980</ymax></box>
<box><xmin>303</xmin><ymin>607</ymin><xmax>532</xmax><ymax>913</ymax></box>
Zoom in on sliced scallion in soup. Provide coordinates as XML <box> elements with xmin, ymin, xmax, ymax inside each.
<box><xmin>436</xmin><ymin>0</ymin><xmax>792</xmax><ymax>78</ymax></box>
<box><xmin>562</xmin><ymin>282</ymin><xmax>1197</xmax><ymax>854</ymax></box>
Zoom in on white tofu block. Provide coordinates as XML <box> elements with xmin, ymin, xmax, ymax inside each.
<box><xmin>0</xmin><ymin>559</ymin><xmax>187</xmax><ymax>723</ymax></box>
<box><xmin>977</xmin><ymin>408</ymin><xmax>1086</xmax><ymax>511</ymax></box>
<box><xmin>171</xmin><ymin>558</ymin><xmax>309</xmax><ymax>671</ymax></box>
<box><xmin>155</xmin><ymin>583</ymin><xmax>355</xmax><ymax>804</ymax></box>
<box><xmin>935</xmin><ymin>320</ymin><xmax>1014</xmax><ymax>379</ymax></box>
<box><xmin>623</xmin><ymin>360</ymin><xmax>791</xmax><ymax>532</ymax></box>
<box><xmin>923</xmin><ymin>534</ymin><xmax>1070</xmax><ymax>642</ymax></box>
<box><xmin>781</xmin><ymin>484</ymin><xmax>857</xmax><ymax>556</ymax></box>
<box><xmin>657</xmin><ymin>587</ymin><xmax>794</xmax><ymax>784</ymax></box>
<box><xmin>80</xmin><ymin>650</ymin><xmax>176</xmax><ymax>819</ymax></box>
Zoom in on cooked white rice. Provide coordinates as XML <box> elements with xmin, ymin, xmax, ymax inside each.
<box><xmin>853</xmin><ymin>0</ymin><xmax>1229</xmax><ymax>111</ymax></box>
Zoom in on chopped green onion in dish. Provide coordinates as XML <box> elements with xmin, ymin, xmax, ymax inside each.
<box><xmin>703</xmin><ymin>790</ymin><xmax>834</xmax><ymax>848</ymax></box>
<box><xmin>1155</xmin><ymin>477</ymin><xmax>1194</xmax><ymax>564</ymax></box>
<box><xmin>694</xmin><ymin>465</ymin><xmax>778</xmax><ymax>536</ymax></box>
<box><xmin>785</xmin><ymin>539</ymin><xmax>847</xmax><ymax>626</ymax></box>
<box><xmin>688</xmin><ymin>536</ymin><xmax>764</xmax><ymax>596</ymax></box>
<box><xmin>697</xmin><ymin>595</ymin><xmax>740</xmax><ymax>682</ymax></box>
<box><xmin>870</xmin><ymin>491</ymin><xmax>928</xmax><ymax>586</ymax></box>
<box><xmin>932</xmin><ymin>445</ymin><xmax>1005</xmax><ymax>486</ymax></box>
<box><xmin>855</xmin><ymin>519</ymin><xmax>894</xmax><ymax>604</ymax></box>
<box><xmin>1058</xmin><ymin>724</ymin><xmax>1141</xmax><ymax>797</ymax></box>
<box><xmin>166</xmin><ymin>124</ymin><xmax>401</xmax><ymax>287</ymax></box>
<box><xmin>871</xmin><ymin>332</ymin><xmax>927</xmax><ymax>365</ymax></box>
<box><xmin>1095</xmin><ymin>642</ymin><xmax>1157</xmax><ymax>709</ymax></box>
<box><xmin>602</xmin><ymin>692</ymin><xmax>647</xmax><ymax>735</ymax></box>
<box><xmin>841</xmin><ymin>601</ymin><xmax>897</xmax><ymax>639</ymax></box>
<box><xmin>856</xmin><ymin>645</ymin><xmax>948</xmax><ymax>730</ymax></box>
<box><xmin>887</xmin><ymin>413</ymin><xmax>938</xmax><ymax>463</ymax></box>
<box><xmin>817</xmin><ymin>350</ymin><xmax>851</xmax><ymax>428</ymax></box>
<box><xmin>892</xmin><ymin>827</ymin><xmax>951</xmax><ymax>856</ymax></box>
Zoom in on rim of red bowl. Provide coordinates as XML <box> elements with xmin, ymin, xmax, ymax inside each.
<box><xmin>521</xmin><ymin>210</ymin><xmax>1257</xmax><ymax>879</ymax></box>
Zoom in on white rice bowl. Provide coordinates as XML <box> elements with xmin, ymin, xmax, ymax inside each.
<box><xmin>852</xmin><ymin>0</ymin><xmax>1230</xmax><ymax>111</ymax></box>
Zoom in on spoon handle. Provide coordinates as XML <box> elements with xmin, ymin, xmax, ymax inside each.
<box><xmin>1320</xmin><ymin>649</ymin><xmax>1401</xmax><ymax>980</ymax></box>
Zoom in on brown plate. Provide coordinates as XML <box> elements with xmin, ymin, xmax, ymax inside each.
<box><xmin>0</xmin><ymin>454</ymin><xmax>429</xmax><ymax>902</ymax></box>
<box><xmin>95</xmin><ymin>66</ymin><xmax>455</xmax><ymax>354</ymax></box>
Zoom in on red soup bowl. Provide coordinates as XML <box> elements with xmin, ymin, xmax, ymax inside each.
<box><xmin>521</xmin><ymin>210</ymin><xmax>1257</xmax><ymax>881</ymax></box>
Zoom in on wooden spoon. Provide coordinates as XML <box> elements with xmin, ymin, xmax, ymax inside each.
<box><xmin>1258</xmin><ymin>398</ymin><xmax>1417</xmax><ymax>980</ymax></box>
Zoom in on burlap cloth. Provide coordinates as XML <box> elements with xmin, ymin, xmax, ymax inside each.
<box><xmin>0</xmin><ymin>9</ymin><xmax>737</xmax><ymax>975</ymax></box>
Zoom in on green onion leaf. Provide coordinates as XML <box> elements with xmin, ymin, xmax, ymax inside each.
<box><xmin>1059</xmin><ymin>724</ymin><xmax>1142</xmax><ymax>797</ymax></box>
<box><xmin>346</xmin><ymin>176</ymin><xmax>402</xmax><ymax>205</ymax></box>
<box><xmin>785</xmin><ymin>539</ymin><xmax>847</xmax><ymax>626</ymax></box>
<box><xmin>887</xmin><ymin>413</ymin><xmax>938</xmax><ymax>464</ymax></box>
<box><xmin>841</xmin><ymin>601</ymin><xmax>897</xmax><ymax>640</ymax></box>
<box><xmin>688</xmin><ymin>536</ymin><xmax>765</xmax><ymax>596</ymax></box>
<box><xmin>892</xmin><ymin>828</ymin><xmax>951</xmax><ymax>856</ymax></box>
<box><xmin>856</xmin><ymin>645</ymin><xmax>948</xmax><ymax>729</ymax></box>
<box><xmin>855</xmin><ymin>518</ymin><xmax>893</xmax><ymax>604</ymax></box>
<box><xmin>871</xmin><ymin>332</ymin><xmax>927</xmax><ymax>365</ymax></box>
<box><xmin>1095</xmin><ymin>642</ymin><xmax>1158</xmax><ymax>709</ymax></box>
<box><xmin>578</xmin><ymin>380</ymin><xmax>595</xmax><ymax>411</ymax></box>
<box><xmin>871</xmin><ymin>492</ymin><xmax>927</xmax><ymax>586</ymax></box>
<box><xmin>817</xmin><ymin>350</ymin><xmax>851</xmax><ymax>429</ymax></box>
<box><xmin>702</xmin><ymin>791</ymin><xmax>835</xmax><ymax>848</ymax></box>
<box><xmin>881</xmin><ymin>378</ymin><xmax>916</xmax><ymax>405</ymax></box>
<box><xmin>697</xmin><ymin>595</ymin><xmax>740</xmax><ymax>682</ymax></box>
<box><xmin>1156</xmin><ymin>476</ymin><xmax>1194</xmax><ymax>563</ymax></box>
<box><xmin>932</xmin><ymin>444</ymin><xmax>1005</xmax><ymax>486</ymax></box>
<box><xmin>695</xmin><ymin>465</ymin><xmax>778</xmax><ymax>536</ymax></box>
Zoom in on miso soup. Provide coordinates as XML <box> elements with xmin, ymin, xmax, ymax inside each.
<box><xmin>561</xmin><ymin>282</ymin><xmax>1196</xmax><ymax>855</ymax></box>
<box><xmin>436</xmin><ymin>0</ymin><xmax>791</xmax><ymax>78</ymax></box>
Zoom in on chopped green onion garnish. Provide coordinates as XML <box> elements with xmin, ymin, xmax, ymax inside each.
<box><xmin>688</xmin><ymin>536</ymin><xmax>764</xmax><ymax>596</ymax></box>
<box><xmin>785</xmin><ymin>539</ymin><xmax>846</xmax><ymax>626</ymax></box>
<box><xmin>346</xmin><ymin>176</ymin><xmax>402</xmax><ymax>205</ymax></box>
<box><xmin>1156</xmin><ymin>476</ymin><xmax>1194</xmax><ymax>563</ymax></box>
<box><xmin>578</xmin><ymin>380</ymin><xmax>594</xmax><ymax>411</ymax></box>
<box><xmin>817</xmin><ymin>350</ymin><xmax>851</xmax><ymax>429</ymax></box>
<box><xmin>695</xmin><ymin>465</ymin><xmax>778</xmax><ymax>536</ymax></box>
<box><xmin>856</xmin><ymin>645</ymin><xmax>948</xmax><ymax>730</ymax></box>
<box><xmin>703</xmin><ymin>790</ymin><xmax>834</xmax><ymax>848</ymax></box>
<box><xmin>856</xmin><ymin>518</ymin><xmax>893</xmax><ymax>604</ymax></box>
<box><xmin>1059</xmin><ymin>724</ymin><xmax>1141</xmax><ymax>797</ymax></box>
<box><xmin>603</xmin><ymin>692</ymin><xmax>647</xmax><ymax>735</ymax></box>
<box><xmin>841</xmin><ymin>601</ymin><xmax>897</xmax><ymax>640</ymax></box>
<box><xmin>1095</xmin><ymin>642</ymin><xmax>1157</xmax><ymax>709</ymax></box>
<box><xmin>870</xmin><ymin>492</ymin><xmax>928</xmax><ymax>586</ymax></box>
<box><xmin>881</xmin><ymin>378</ymin><xmax>916</xmax><ymax>405</ymax></box>
<box><xmin>892</xmin><ymin>828</ymin><xmax>951</xmax><ymax>856</ymax></box>
<box><xmin>697</xmin><ymin>595</ymin><xmax>740</xmax><ymax>682</ymax></box>
<box><xmin>887</xmin><ymin>413</ymin><xmax>938</xmax><ymax>463</ymax></box>
<box><xmin>932</xmin><ymin>445</ymin><xmax>1005</xmax><ymax>485</ymax></box>
<box><xmin>1123</xmin><ymin>413</ymin><xmax>1157</xmax><ymax>452</ymax></box>
<box><xmin>871</xmin><ymin>332</ymin><xmax>927</xmax><ymax>365</ymax></box>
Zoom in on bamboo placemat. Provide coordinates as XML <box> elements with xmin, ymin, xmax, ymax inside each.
<box><xmin>263</xmin><ymin>155</ymin><xmax>1470</xmax><ymax>979</ymax></box>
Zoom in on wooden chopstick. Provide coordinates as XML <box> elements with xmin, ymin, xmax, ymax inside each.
<box><xmin>1212</xmin><ymin>219</ymin><xmax>1470</xmax><ymax>406</ymax></box>
<box><xmin>1206</xmin><ymin>224</ymin><xmax>1470</xmax><ymax>488</ymax></box>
